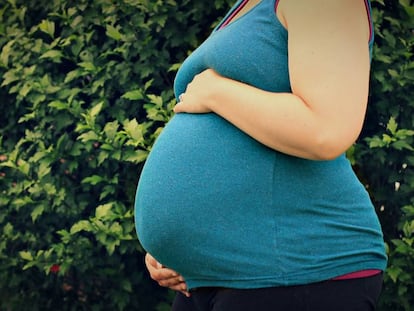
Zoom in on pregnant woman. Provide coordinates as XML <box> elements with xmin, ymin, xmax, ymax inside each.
<box><xmin>134</xmin><ymin>0</ymin><xmax>388</xmax><ymax>310</ymax></box>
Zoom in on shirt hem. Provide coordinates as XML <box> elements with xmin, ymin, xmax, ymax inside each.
<box><xmin>185</xmin><ymin>260</ymin><xmax>387</xmax><ymax>291</ymax></box>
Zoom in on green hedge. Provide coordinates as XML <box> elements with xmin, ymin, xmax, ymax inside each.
<box><xmin>0</xmin><ymin>0</ymin><xmax>233</xmax><ymax>309</ymax></box>
<box><xmin>360</xmin><ymin>1</ymin><xmax>414</xmax><ymax>310</ymax></box>
<box><xmin>0</xmin><ymin>0</ymin><xmax>412</xmax><ymax>310</ymax></box>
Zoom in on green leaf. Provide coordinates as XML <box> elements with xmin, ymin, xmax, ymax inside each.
<box><xmin>387</xmin><ymin>266</ymin><xmax>402</xmax><ymax>283</ymax></box>
<box><xmin>396</xmin><ymin>129</ymin><xmax>414</xmax><ymax>138</ymax></box>
<box><xmin>37</xmin><ymin>161</ymin><xmax>51</xmax><ymax>179</ymax></box>
<box><xmin>31</xmin><ymin>205</ymin><xmax>44</xmax><ymax>222</ymax></box>
<box><xmin>77</xmin><ymin>131</ymin><xmax>100</xmax><ymax>142</ymax></box>
<box><xmin>99</xmin><ymin>185</ymin><xmax>116</xmax><ymax>201</ymax></box>
<box><xmin>0</xmin><ymin>40</ymin><xmax>14</xmax><ymax>67</ymax></box>
<box><xmin>124</xmin><ymin>119</ymin><xmax>143</xmax><ymax>142</ymax></box>
<box><xmin>109</xmin><ymin>222</ymin><xmax>122</xmax><ymax>235</ymax></box>
<box><xmin>382</xmin><ymin>134</ymin><xmax>394</xmax><ymax>144</ymax></box>
<box><xmin>90</xmin><ymin>101</ymin><xmax>104</xmax><ymax>118</ymax></box>
<box><xmin>122</xmin><ymin>90</ymin><xmax>144</xmax><ymax>100</ymax></box>
<box><xmin>19</xmin><ymin>82</ymin><xmax>32</xmax><ymax>97</ymax></box>
<box><xmin>48</xmin><ymin>100</ymin><xmax>69</xmax><ymax>110</ymax></box>
<box><xmin>70</xmin><ymin>220</ymin><xmax>93</xmax><ymax>234</ymax></box>
<box><xmin>19</xmin><ymin>251</ymin><xmax>33</xmax><ymax>261</ymax></box>
<box><xmin>17</xmin><ymin>159</ymin><xmax>30</xmax><ymax>175</ymax></box>
<box><xmin>100</xmin><ymin>143</ymin><xmax>114</xmax><ymax>151</ymax></box>
<box><xmin>12</xmin><ymin>196</ymin><xmax>34</xmax><ymax>209</ymax></box>
<box><xmin>95</xmin><ymin>203</ymin><xmax>113</xmax><ymax>219</ymax></box>
<box><xmin>392</xmin><ymin>140</ymin><xmax>414</xmax><ymax>151</ymax></box>
<box><xmin>78</xmin><ymin>61</ymin><xmax>97</xmax><ymax>72</ymax></box>
<box><xmin>39</xmin><ymin>19</ymin><xmax>55</xmax><ymax>37</ymax></box>
<box><xmin>17</xmin><ymin>111</ymin><xmax>36</xmax><ymax>123</ymax></box>
<box><xmin>97</xmin><ymin>151</ymin><xmax>109</xmax><ymax>166</ymax></box>
<box><xmin>123</xmin><ymin>149</ymin><xmax>148</xmax><ymax>163</ymax></box>
<box><xmin>82</xmin><ymin>175</ymin><xmax>105</xmax><ymax>185</ymax></box>
<box><xmin>402</xmin><ymin>205</ymin><xmax>414</xmax><ymax>217</ymax></box>
<box><xmin>106</xmin><ymin>24</ymin><xmax>122</xmax><ymax>41</ymax></box>
<box><xmin>111</xmin><ymin>150</ymin><xmax>121</xmax><ymax>160</ymax></box>
<box><xmin>121</xmin><ymin>279</ymin><xmax>133</xmax><ymax>293</ymax></box>
<box><xmin>1</xmin><ymin>69</ymin><xmax>20</xmax><ymax>86</ymax></box>
<box><xmin>3</xmin><ymin>223</ymin><xmax>13</xmax><ymax>236</ymax></box>
<box><xmin>103</xmin><ymin>121</ymin><xmax>119</xmax><ymax>140</ymax></box>
<box><xmin>64</xmin><ymin>69</ymin><xmax>83</xmax><ymax>83</ymax></box>
<box><xmin>147</xmin><ymin>94</ymin><xmax>163</xmax><ymax>106</ymax></box>
<box><xmin>387</xmin><ymin>117</ymin><xmax>398</xmax><ymax>134</ymax></box>
<box><xmin>22</xmin><ymin>262</ymin><xmax>37</xmax><ymax>270</ymax></box>
<box><xmin>400</xmin><ymin>0</ymin><xmax>414</xmax><ymax>15</ymax></box>
<box><xmin>43</xmin><ymin>183</ymin><xmax>57</xmax><ymax>196</ymax></box>
<box><xmin>40</xmin><ymin>50</ymin><xmax>63</xmax><ymax>62</ymax></box>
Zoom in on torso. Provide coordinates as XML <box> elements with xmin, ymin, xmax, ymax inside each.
<box><xmin>134</xmin><ymin>0</ymin><xmax>387</xmax><ymax>290</ymax></box>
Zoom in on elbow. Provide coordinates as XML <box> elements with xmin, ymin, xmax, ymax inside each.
<box><xmin>311</xmin><ymin>130</ymin><xmax>359</xmax><ymax>161</ymax></box>
<box><xmin>312</xmin><ymin>145</ymin><xmax>347</xmax><ymax>161</ymax></box>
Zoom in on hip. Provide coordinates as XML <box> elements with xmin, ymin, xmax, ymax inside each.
<box><xmin>172</xmin><ymin>273</ymin><xmax>384</xmax><ymax>311</ymax></box>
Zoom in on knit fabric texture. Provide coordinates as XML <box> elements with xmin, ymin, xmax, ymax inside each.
<box><xmin>134</xmin><ymin>0</ymin><xmax>387</xmax><ymax>290</ymax></box>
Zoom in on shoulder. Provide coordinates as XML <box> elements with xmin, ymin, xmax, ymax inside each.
<box><xmin>276</xmin><ymin>0</ymin><xmax>371</xmax><ymax>43</ymax></box>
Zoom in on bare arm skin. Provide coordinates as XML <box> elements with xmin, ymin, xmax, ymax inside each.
<box><xmin>174</xmin><ymin>0</ymin><xmax>372</xmax><ymax>160</ymax></box>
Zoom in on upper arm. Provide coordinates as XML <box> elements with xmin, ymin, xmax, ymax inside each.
<box><xmin>278</xmin><ymin>0</ymin><xmax>372</xmax><ymax>151</ymax></box>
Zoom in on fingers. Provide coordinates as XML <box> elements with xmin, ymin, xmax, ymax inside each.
<box><xmin>174</xmin><ymin>93</ymin><xmax>186</xmax><ymax>113</ymax></box>
<box><xmin>162</xmin><ymin>278</ymin><xmax>190</xmax><ymax>297</ymax></box>
<box><xmin>173</xmin><ymin>102</ymin><xmax>184</xmax><ymax>113</ymax></box>
<box><xmin>144</xmin><ymin>253</ymin><xmax>191</xmax><ymax>297</ymax></box>
<box><xmin>145</xmin><ymin>252</ymin><xmax>167</xmax><ymax>271</ymax></box>
<box><xmin>145</xmin><ymin>253</ymin><xmax>177</xmax><ymax>280</ymax></box>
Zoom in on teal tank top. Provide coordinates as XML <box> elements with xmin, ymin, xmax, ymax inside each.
<box><xmin>135</xmin><ymin>0</ymin><xmax>387</xmax><ymax>290</ymax></box>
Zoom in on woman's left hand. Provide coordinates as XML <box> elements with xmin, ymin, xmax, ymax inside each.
<box><xmin>174</xmin><ymin>69</ymin><xmax>222</xmax><ymax>114</ymax></box>
<box><xmin>144</xmin><ymin>253</ymin><xmax>190</xmax><ymax>297</ymax></box>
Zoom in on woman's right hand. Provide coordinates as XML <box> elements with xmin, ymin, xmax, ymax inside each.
<box><xmin>144</xmin><ymin>253</ymin><xmax>191</xmax><ymax>297</ymax></box>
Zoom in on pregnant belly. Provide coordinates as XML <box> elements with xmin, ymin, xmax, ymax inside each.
<box><xmin>134</xmin><ymin>113</ymin><xmax>276</xmax><ymax>276</ymax></box>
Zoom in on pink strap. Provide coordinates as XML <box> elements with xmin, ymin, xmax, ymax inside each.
<box><xmin>274</xmin><ymin>0</ymin><xmax>281</xmax><ymax>12</ymax></box>
<box><xmin>363</xmin><ymin>0</ymin><xmax>374</xmax><ymax>42</ymax></box>
<box><xmin>219</xmin><ymin>0</ymin><xmax>249</xmax><ymax>30</ymax></box>
<box><xmin>332</xmin><ymin>269</ymin><xmax>381</xmax><ymax>280</ymax></box>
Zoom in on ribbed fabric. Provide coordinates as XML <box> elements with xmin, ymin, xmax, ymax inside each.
<box><xmin>135</xmin><ymin>0</ymin><xmax>387</xmax><ymax>290</ymax></box>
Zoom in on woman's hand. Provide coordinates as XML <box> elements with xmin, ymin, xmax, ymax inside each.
<box><xmin>144</xmin><ymin>253</ymin><xmax>191</xmax><ymax>297</ymax></box>
<box><xmin>174</xmin><ymin>69</ymin><xmax>222</xmax><ymax>114</ymax></box>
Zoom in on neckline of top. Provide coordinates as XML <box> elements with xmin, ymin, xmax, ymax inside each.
<box><xmin>215</xmin><ymin>0</ymin><xmax>263</xmax><ymax>31</ymax></box>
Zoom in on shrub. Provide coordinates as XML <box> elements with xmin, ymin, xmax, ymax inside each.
<box><xmin>0</xmin><ymin>0</ymin><xmax>232</xmax><ymax>309</ymax></box>
<box><xmin>0</xmin><ymin>0</ymin><xmax>412</xmax><ymax>310</ymax></box>
<box><xmin>355</xmin><ymin>0</ymin><xmax>414</xmax><ymax>310</ymax></box>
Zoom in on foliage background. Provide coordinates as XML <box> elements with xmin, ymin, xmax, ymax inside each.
<box><xmin>0</xmin><ymin>0</ymin><xmax>413</xmax><ymax>310</ymax></box>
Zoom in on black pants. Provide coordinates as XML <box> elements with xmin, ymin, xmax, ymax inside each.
<box><xmin>172</xmin><ymin>273</ymin><xmax>383</xmax><ymax>311</ymax></box>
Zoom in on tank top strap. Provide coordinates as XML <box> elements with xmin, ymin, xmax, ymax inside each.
<box><xmin>364</xmin><ymin>0</ymin><xmax>375</xmax><ymax>49</ymax></box>
<box><xmin>216</xmin><ymin>0</ymin><xmax>281</xmax><ymax>31</ymax></box>
<box><xmin>215</xmin><ymin>0</ymin><xmax>246</xmax><ymax>31</ymax></box>
<box><xmin>274</xmin><ymin>0</ymin><xmax>280</xmax><ymax>12</ymax></box>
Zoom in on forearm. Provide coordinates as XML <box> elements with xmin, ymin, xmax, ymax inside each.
<box><xmin>208</xmin><ymin>76</ymin><xmax>354</xmax><ymax>160</ymax></box>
